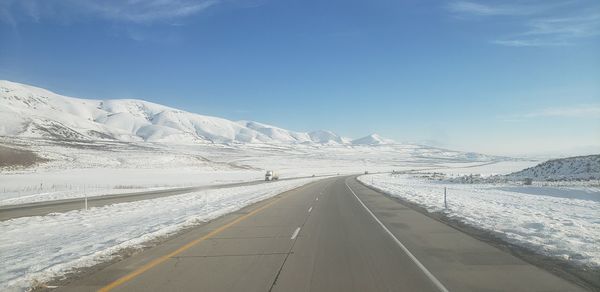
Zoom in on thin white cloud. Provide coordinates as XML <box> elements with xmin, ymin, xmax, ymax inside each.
<box><xmin>0</xmin><ymin>0</ymin><xmax>221</xmax><ymax>24</ymax></box>
<box><xmin>491</xmin><ymin>38</ymin><xmax>570</xmax><ymax>47</ymax></box>
<box><xmin>527</xmin><ymin>14</ymin><xmax>600</xmax><ymax>38</ymax></box>
<box><xmin>447</xmin><ymin>1</ymin><xmax>600</xmax><ymax>47</ymax></box>
<box><xmin>447</xmin><ymin>1</ymin><xmax>539</xmax><ymax>16</ymax></box>
<box><xmin>78</xmin><ymin>0</ymin><xmax>219</xmax><ymax>23</ymax></box>
<box><xmin>523</xmin><ymin>104</ymin><xmax>600</xmax><ymax>118</ymax></box>
<box><xmin>495</xmin><ymin>13</ymin><xmax>600</xmax><ymax>46</ymax></box>
<box><xmin>501</xmin><ymin>104</ymin><xmax>600</xmax><ymax>121</ymax></box>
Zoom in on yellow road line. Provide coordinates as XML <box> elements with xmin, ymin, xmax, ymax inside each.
<box><xmin>98</xmin><ymin>197</ymin><xmax>282</xmax><ymax>292</ymax></box>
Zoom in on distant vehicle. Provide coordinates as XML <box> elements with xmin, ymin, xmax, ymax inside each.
<box><xmin>265</xmin><ymin>170</ymin><xmax>279</xmax><ymax>181</ymax></box>
<box><xmin>364</xmin><ymin>171</ymin><xmax>369</xmax><ymax>174</ymax></box>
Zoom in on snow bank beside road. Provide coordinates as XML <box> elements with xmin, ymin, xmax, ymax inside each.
<box><xmin>0</xmin><ymin>177</ymin><xmax>318</xmax><ymax>291</ymax></box>
<box><xmin>0</xmin><ymin>168</ymin><xmax>262</xmax><ymax>206</ymax></box>
<box><xmin>358</xmin><ymin>174</ymin><xmax>600</xmax><ymax>268</ymax></box>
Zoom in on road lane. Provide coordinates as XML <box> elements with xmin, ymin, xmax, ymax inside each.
<box><xmin>345</xmin><ymin>177</ymin><xmax>587</xmax><ymax>291</ymax></box>
<box><xmin>53</xmin><ymin>176</ymin><xmax>586</xmax><ymax>292</ymax></box>
<box><xmin>270</xmin><ymin>177</ymin><xmax>439</xmax><ymax>292</ymax></box>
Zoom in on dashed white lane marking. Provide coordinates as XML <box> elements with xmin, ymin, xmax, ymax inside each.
<box><xmin>316</xmin><ymin>197</ymin><xmax>319</xmax><ymax>201</ymax></box>
<box><xmin>291</xmin><ymin>227</ymin><xmax>301</xmax><ymax>240</ymax></box>
<box><xmin>345</xmin><ymin>181</ymin><xmax>450</xmax><ymax>292</ymax></box>
<box><xmin>308</xmin><ymin>206</ymin><xmax>313</xmax><ymax>213</ymax></box>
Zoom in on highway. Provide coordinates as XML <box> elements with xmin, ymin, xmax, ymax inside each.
<box><xmin>0</xmin><ymin>175</ymin><xmax>322</xmax><ymax>221</ymax></box>
<box><xmin>54</xmin><ymin>176</ymin><xmax>585</xmax><ymax>292</ymax></box>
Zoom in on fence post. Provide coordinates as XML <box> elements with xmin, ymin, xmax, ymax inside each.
<box><xmin>444</xmin><ymin>187</ymin><xmax>447</xmax><ymax>209</ymax></box>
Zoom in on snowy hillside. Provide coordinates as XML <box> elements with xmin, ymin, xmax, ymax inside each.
<box><xmin>506</xmin><ymin>155</ymin><xmax>600</xmax><ymax>181</ymax></box>
<box><xmin>351</xmin><ymin>133</ymin><xmax>394</xmax><ymax>145</ymax></box>
<box><xmin>237</xmin><ymin>120</ymin><xmax>311</xmax><ymax>143</ymax></box>
<box><xmin>308</xmin><ymin>130</ymin><xmax>348</xmax><ymax>144</ymax></box>
<box><xmin>0</xmin><ymin>80</ymin><xmax>356</xmax><ymax>145</ymax></box>
<box><xmin>237</xmin><ymin>121</ymin><xmax>351</xmax><ymax>144</ymax></box>
<box><xmin>0</xmin><ymin>80</ymin><xmax>510</xmax><ymax>165</ymax></box>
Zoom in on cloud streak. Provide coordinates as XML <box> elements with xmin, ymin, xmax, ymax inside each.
<box><xmin>0</xmin><ymin>0</ymin><xmax>220</xmax><ymax>25</ymax></box>
<box><xmin>498</xmin><ymin>13</ymin><xmax>600</xmax><ymax>46</ymax></box>
<box><xmin>503</xmin><ymin>104</ymin><xmax>600</xmax><ymax>121</ymax></box>
<box><xmin>447</xmin><ymin>1</ymin><xmax>600</xmax><ymax>47</ymax></box>
<box><xmin>524</xmin><ymin>104</ymin><xmax>600</xmax><ymax>118</ymax></box>
<box><xmin>448</xmin><ymin>1</ymin><xmax>543</xmax><ymax>16</ymax></box>
<box><xmin>78</xmin><ymin>0</ymin><xmax>219</xmax><ymax>23</ymax></box>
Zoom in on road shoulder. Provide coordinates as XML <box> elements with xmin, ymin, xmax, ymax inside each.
<box><xmin>352</xmin><ymin>176</ymin><xmax>595</xmax><ymax>291</ymax></box>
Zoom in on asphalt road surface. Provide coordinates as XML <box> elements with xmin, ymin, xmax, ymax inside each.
<box><xmin>54</xmin><ymin>176</ymin><xmax>586</xmax><ymax>292</ymax></box>
<box><xmin>0</xmin><ymin>175</ymin><xmax>322</xmax><ymax>221</ymax></box>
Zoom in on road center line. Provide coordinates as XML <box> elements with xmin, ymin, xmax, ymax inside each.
<box><xmin>291</xmin><ymin>227</ymin><xmax>301</xmax><ymax>240</ymax></box>
<box><xmin>98</xmin><ymin>197</ymin><xmax>282</xmax><ymax>292</ymax></box>
<box><xmin>345</xmin><ymin>180</ymin><xmax>450</xmax><ymax>292</ymax></box>
<box><xmin>308</xmin><ymin>206</ymin><xmax>313</xmax><ymax>213</ymax></box>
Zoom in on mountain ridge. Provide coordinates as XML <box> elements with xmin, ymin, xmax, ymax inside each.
<box><xmin>351</xmin><ymin>133</ymin><xmax>394</xmax><ymax>145</ymax></box>
<box><xmin>0</xmin><ymin>80</ymin><xmax>388</xmax><ymax>145</ymax></box>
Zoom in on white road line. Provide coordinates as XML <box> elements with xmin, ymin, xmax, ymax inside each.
<box><xmin>308</xmin><ymin>206</ymin><xmax>313</xmax><ymax>213</ymax></box>
<box><xmin>291</xmin><ymin>227</ymin><xmax>301</xmax><ymax>240</ymax></box>
<box><xmin>316</xmin><ymin>197</ymin><xmax>319</xmax><ymax>201</ymax></box>
<box><xmin>345</xmin><ymin>181</ymin><xmax>450</xmax><ymax>292</ymax></box>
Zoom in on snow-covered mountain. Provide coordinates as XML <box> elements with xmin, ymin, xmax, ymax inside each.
<box><xmin>236</xmin><ymin>120</ymin><xmax>311</xmax><ymax>143</ymax></box>
<box><xmin>308</xmin><ymin>130</ymin><xmax>348</xmax><ymax>144</ymax></box>
<box><xmin>351</xmin><ymin>133</ymin><xmax>394</xmax><ymax>145</ymax></box>
<box><xmin>506</xmin><ymin>155</ymin><xmax>600</xmax><ymax>181</ymax></box>
<box><xmin>0</xmin><ymin>80</ymin><xmax>368</xmax><ymax>145</ymax></box>
<box><xmin>236</xmin><ymin>121</ymin><xmax>352</xmax><ymax>144</ymax></box>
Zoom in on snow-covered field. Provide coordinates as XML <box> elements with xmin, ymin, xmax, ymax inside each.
<box><xmin>0</xmin><ymin>136</ymin><xmax>510</xmax><ymax>205</ymax></box>
<box><xmin>420</xmin><ymin>160</ymin><xmax>540</xmax><ymax>176</ymax></box>
<box><xmin>359</xmin><ymin>173</ymin><xmax>600</xmax><ymax>268</ymax></box>
<box><xmin>1</xmin><ymin>140</ymin><xmax>596</xmax><ymax>291</ymax></box>
<box><xmin>0</xmin><ymin>168</ymin><xmax>263</xmax><ymax>206</ymax></box>
<box><xmin>0</xmin><ymin>136</ymin><xmax>527</xmax><ymax>291</ymax></box>
<box><xmin>0</xmin><ymin>177</ymin><xmax>318</xmax><ymax>291</ymax></box>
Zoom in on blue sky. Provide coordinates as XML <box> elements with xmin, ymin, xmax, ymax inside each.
<box><xmin>1</xmin><ymin>0</ymin><xmax>599</xmax><ymax>156</ymax></box>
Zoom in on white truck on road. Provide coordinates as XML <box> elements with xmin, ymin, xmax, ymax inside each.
<box><xmin>265</xmin><ymin>170</ymin><xmax>279</xmax><ymax>181</ymax></box>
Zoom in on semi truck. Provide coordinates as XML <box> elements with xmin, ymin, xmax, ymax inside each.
<box><xmin>265</xmin><ymin>170</ymin><xmax>279</xmax><ymax>181</ymax></box>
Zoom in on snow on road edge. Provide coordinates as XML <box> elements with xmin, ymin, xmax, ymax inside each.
<box><xmin>0</xmin><ymin>177</ymin><xmax>319</xmax><ymax>291</ymax></box>
<box><xmin>358</xmin><ymin>174</ymin><xmax>600</xmax><ymax>269</ymax></box>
